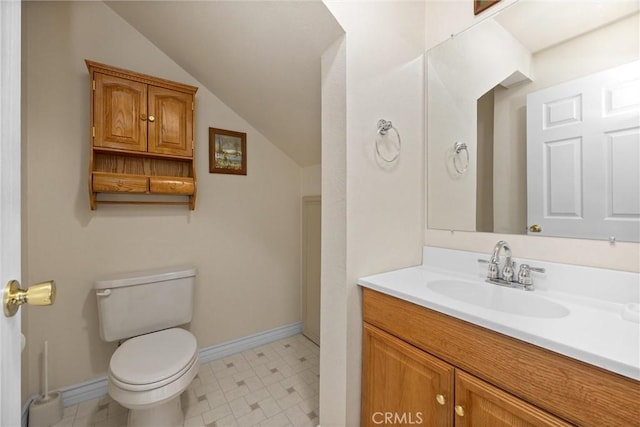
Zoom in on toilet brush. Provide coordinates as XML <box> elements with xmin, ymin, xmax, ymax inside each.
<box><xmin>29</xmin><ymin>341</ymin><xmax>63</xmax><ymax>427</ymax></box>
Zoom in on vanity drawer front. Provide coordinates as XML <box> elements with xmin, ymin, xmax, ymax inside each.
<box><xmin>149</xmin><ymin>176</ymin><xmax>194</xmax><ymax>195</ymax></box>
<box><xmin>92</xmin><ymin>173</ymin><xmax>148</xmax><ymax>193</ymax></box>
<box><xmin>362</xmin><ymin>288</ymin><xmax>640</xmax><ymax>427</ymax></box>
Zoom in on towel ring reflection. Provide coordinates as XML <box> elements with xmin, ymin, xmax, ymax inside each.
<box><xmin>376</xmin><ymin>119</ymin><xmax>401</xmax><ymax>162</ymax></box>
<box><xmin>453</xmin><ymin>141</ymin><xmax>469</xmax><ymax>174</ymax></box>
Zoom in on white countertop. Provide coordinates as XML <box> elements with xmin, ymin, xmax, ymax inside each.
<box><xmin>358</xmin><ymin>247</ymin><xmax>640</xmax><ymax>381</ymax></box>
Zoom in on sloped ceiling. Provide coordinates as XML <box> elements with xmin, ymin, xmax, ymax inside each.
<box><xmin>106</xmin><ymin>1</ymin><xmax>344</xmax><ymax>167</ymax></box>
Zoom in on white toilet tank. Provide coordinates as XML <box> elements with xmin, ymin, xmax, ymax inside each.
<box><xmin>94</xmin><ymin>266</ymin><xmax>196</xmax><ymax>342</ymax></box>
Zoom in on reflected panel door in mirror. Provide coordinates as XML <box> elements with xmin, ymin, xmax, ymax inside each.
<box><xmin>425</xmin><ymin>0</ymin><xmax>640</xmax><ymax>242</ymax></box>
<box><xmin>527</xmin><ymin>61</ymin><xmax>640</xmax><ymax>242</ymax></box>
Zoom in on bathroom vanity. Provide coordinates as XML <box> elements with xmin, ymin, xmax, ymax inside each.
<box><xmin>359</xmin><ymin>247</ymin><xmax>640</xmax><ymax>427</ymax></box>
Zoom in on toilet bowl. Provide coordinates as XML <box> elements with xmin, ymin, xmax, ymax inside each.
<box><xmin>94</xmin><ymin>266</ymin><xmax>198</xmax><ymax>427</ymax></box>
<box><xmin>107</xmin><ymin>328</ymin><xmax>199</xmax><ymax>427</ymax></box>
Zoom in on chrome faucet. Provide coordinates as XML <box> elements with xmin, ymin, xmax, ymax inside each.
<box><xmin>479</xmin><ymin>240</ymin><xmax>545</xmax><ymax>291</ymax></box>
<box><xmin>490</xmin><ymin>240</ymin><xmax>514</xmax><ymax>283</ymax></box>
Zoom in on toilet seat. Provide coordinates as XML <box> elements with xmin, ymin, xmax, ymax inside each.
<box><xmin>109</xmin><ymin>328</ymin><xmax>197</xmax><ymax>392</ymax></box>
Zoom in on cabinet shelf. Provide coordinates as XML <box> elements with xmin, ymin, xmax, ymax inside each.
<box><xmin>92</xmin><ymin>146</ymin><xmax>193</xmax><ymax>161</ymax></box>
<box><xmin>86</xmin><ymin>60</ymin><xmax>198</xmax><ymax>210</ymax></box>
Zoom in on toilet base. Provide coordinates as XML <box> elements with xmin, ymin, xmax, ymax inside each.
<box><xmin>127</xmin><ymin>396</ymin><xmax>183</xmax><ymax>427</ymax></box>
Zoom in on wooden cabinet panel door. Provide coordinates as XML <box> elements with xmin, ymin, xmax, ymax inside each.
<box><xmin>362</xmin><ymin>324</ymin><xmax>454</xmax><ymax>427</ymax></box>
<box><xmin>94</xmin><ymin>73</ymin><xmax>147</xmax><ymax>152</ymax></box>
<box><xmin>454</xmin><ymin>371</ymin><xmax>572</xmax><ymax>427</ymax></box>
<box><xmin>148</xmin><ymin>86</ymin><xmax>193</xmax><ymax>157</ymax></box>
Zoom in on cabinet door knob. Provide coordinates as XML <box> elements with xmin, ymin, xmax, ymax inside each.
<box><xmin>454</xmin><ymin>405</ymin><xmax>465</xmax><ymax>417</ymax></box>
<box><xmin>436</xmin><ymin>394</ymin><xmax>446</xmax><ymax>405</ymax></box>
<box><xmin>148</xmin><ymin>115</ymin><xmax>155</xmax><ymax>122</ymax></box>
<box><xmin>140</xmin><ymin>114</ymin><xmax>147</xmax><ymax>121</ymax></box>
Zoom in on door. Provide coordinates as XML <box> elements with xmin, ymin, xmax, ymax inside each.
<box><xmin>302</xmin><ymin>196</ymin><xmax>321</xmax><ymax>345</ymax></box>
<box><xmin>454</xmin><ymin>371</ymin><xmax>571</xmax><ymax>427</ymax></box>
<box><xmin>361</xmin><ymin>323</ymin><xmax>454</xmax><ymax>427</ymax></box>
<box><xmin>147</xmin><ymin>86</ymin><xmax>193</xmax><ymax>157</ymax></box>
<box><xmin>527</xmin><ymin>61</ymin><xmax>640</xmax><ymax>241</ymax></box>
<box><xmin>94</xmin><ymin>73</ymin><xmax>148</xmax><ymax>152</ymax></box>
<box><xmin>1</xmin><ymin>0</ymin><xmax>22</xmax><ymax>425</ymax></box>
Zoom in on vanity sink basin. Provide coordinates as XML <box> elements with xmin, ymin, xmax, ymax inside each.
<box><xmin>427</xmin><ymin>279</ymin><xmax>570</xmax><ymax>318</ymax></box>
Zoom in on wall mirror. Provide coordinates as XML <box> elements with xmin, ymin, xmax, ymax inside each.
<box><xmin>427</xmin><ymin>0</ymin><xmax>640</xmax><ymax>242</ymax></box>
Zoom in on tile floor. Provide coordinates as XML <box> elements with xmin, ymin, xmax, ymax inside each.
<box><xmin>53</xmin><ymin>334</ymin><xmax>320</xmax><ymax>427</ymax></box>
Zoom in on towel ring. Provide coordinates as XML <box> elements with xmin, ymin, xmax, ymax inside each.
<box><xmin>376</xmin><ymin>119</ymin><xmax>401</xmax><ymax>163</ymax></box>
<box><xmin>453</xmin><ymin>141</ymin><xmax>469</xmax><ymax>174</ymax></box>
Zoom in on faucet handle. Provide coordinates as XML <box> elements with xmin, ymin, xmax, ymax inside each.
<box><xmin>518</xmin><ymin>264</ymin><xmax>532</xmax><ymax>285</ymax></box>
<box><xmin>477</xmin><ymin>258</ymin><xmax>499</xmax><ymax>279</ymax></box>
<box><xmin>517</xmin><ymin>264</ymin><xmax>545</xmax><ymax>290</ymax></box>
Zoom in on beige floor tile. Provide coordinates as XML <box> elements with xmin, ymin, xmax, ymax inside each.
<box><xmin>259</xmin><ymin>412</ymin><xmax>292</xmax><ymax>427</ymax></box>
<box><xmin>202</xmin><ymin>402</ymin><xmax>233</xmax><ymax>424</ymax></box>
<box><xmin>60</xmin><ymin>335</ymin><xmax>318</xmax><ymax>427</ymax></box>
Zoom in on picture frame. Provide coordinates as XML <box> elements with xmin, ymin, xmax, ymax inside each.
<box><xmin>209</xmin><ymin>127</ymin><xmax>247</xmax><ymax>175</ymax></box>
<box><xmin>474</xmin><ymin>0</ymin><xmax>500</xmax><ymax>15</ymax></box>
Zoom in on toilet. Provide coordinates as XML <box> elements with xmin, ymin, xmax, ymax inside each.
<box><xmin>94</xmin><ymin>266</ymin><xmax>199</xmax><ymax>427</ymax></box>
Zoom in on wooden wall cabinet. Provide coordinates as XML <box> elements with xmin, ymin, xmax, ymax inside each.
<box><xmin>86</xmin><ymin>60</ymin><xmax>198</xmax><ymax>209</ymax></box>
<box><xmin>362</xmin><ymin>288</ymin><xmax>640</xmax><ymax>427</ymax></box>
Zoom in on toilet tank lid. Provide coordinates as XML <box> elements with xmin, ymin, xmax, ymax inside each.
<box><xmin>94</xmin><ymin>265</ymin><xmax>197</xmax><ymax>290</ymax></box>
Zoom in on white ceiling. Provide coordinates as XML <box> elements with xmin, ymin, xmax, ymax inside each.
<box><xmin>106</xmin><ymin>1</ymin><xmax>344</xmax><ymax>167</ymax></box>
<box><xmin>496</xmin><ymin>0</ymin><xmax>640</xmax><ymax>53</ymax></box>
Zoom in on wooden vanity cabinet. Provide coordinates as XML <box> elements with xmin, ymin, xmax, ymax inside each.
<box><xmin>362</xmin><ymin>288</ymin><xmax>640</xmax><ymax>427</ymax></box>
<box><xmin>362</xmin><ymin>322</ymin><xmax>570</xmax><ymax>427</ymax></box>
<box><xmin>87</xmin><ymin>60</ymin><xmax>198</xmax><ymax>209</ymax></box>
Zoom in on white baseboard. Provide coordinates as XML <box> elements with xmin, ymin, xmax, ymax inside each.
<box><xmin>198</xmin><ymin>321</ymin><xmax>302</xmax><ymax>364</ymax></box>
<box><xmin>22</xmin><ymin>321</ymin><xmax>303</xmax><ymax>426</ymax></box>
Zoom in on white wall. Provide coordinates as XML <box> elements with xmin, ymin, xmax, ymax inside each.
<box><xmin>425</xmin><ymin>1</ymin><xmax>640</xmax><ymax>272</ymax></box>
<box><xmin>23</xmin><ymin>1</ymin><xmax>302</xmax><ymax>398</ymax></box>
<box><xmin>425</xmin><ymin>0</ymin><xmax>516</xmax><ymax>50</ymax></box>
<box><xmin>320</xmin><ymin>2</ymin><xmax>425</xmax><ymax>425</ymax></box>
<box><xmin>301</xmin><ymin>164</ymin><xmax>321</xmax><ymax>196</ymax></box>
<box><xmin>319</xmin><ymin>34</ymin><xmax>347</xmax><ymax>427</ymax></box>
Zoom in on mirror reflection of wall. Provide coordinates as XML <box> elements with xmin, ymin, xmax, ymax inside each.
<box><xmin>427</xmin><ymin>0</ymin><xmax>640</xmax><ymax>242</ymax></box>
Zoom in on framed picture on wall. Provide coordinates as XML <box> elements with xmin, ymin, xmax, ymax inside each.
<box><xmin>209</xmin><ymin>127</ymin><xmax>247</xmax><ymax>175</ymax></box>
<box><xmin>474</xmin><ymin>0</ymin><xmax>500</xmax><ymax>15</ymax></box>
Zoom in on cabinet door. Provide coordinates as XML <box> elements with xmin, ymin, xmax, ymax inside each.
<box><xmin>148</xmin><ymin>86</ymin><xmax>193</xmax><ymax>157</ymax></box>
<box><xmin>454</xmin><ymin>371</ymin><xmax>572</xmax><ymax>427</ymax></box>
<box><xmin>94</xmin><ymin>73</ymin><xmax>147</xmax><ymax>152</ymax></box>
<box><xmin>362</xmin><ymin>323</ymin><xmax>454</xmax><ymax>427</ymax></box>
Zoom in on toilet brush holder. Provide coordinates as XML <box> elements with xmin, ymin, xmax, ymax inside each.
<box><xmin>29</xmin><ymin>341</ymin><xmax>63</xmax><ymax>427</ymax></box>
<box><xmin>28</xmin><ymin>391</ymin><xmax>63</xmax><ymax>427</ymax></box>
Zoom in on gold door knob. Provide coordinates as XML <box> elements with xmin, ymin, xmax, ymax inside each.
<box><xmin>436</xmin><ymin>394</ymin><xmax>446</xmax><ymax>405</ymax></box>
<box><xmin>3</xmin><ymin>280</ymin><xmax>56</xmax><ymax>317</ymax></box>
<box><xmin>529</xmin><ymin>224</ymin><xmax>542</xmax><ymax>233</ymax></box>
<box><xmin>147</xmin><ymin>115</ymin><xmax>155</xmax><ymax>122</ymax></box>
<box><xmin>140</xmin><ymin>114</ymin><xmax>147</xmax><ymax>121</ymax></box>
<box><xmin>454</xmin><ymin>405</ymin><xmax>465</xmax><ymax>417</ymax></box>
